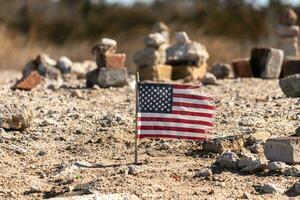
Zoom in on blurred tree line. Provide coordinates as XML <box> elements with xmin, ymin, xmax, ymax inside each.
<box><xmin>0</xmin><ymin>0</ymin><xmax>298</xmax><ymax>44</ymax></box>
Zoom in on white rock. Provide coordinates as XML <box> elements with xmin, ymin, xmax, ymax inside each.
<box><xmin>257</xmin><ymin>183</ymin><xmax>285</xmax><ymax>194</ymax></box>
<box><xmin>128</xmin><ymin>165</ymin><xmax>141</xmax><ymax>175</ymax></box>
<box><xmin>57</xmin><ymin>56</ymin><xmax>73</xmax><ymax>74</ymax></box>
<box><xmin>194</xmin><ymin>168</ymin><xmax>213</xmax><ymax>178</ymax></box>
<box><xmin>175</xmin><ymin>32</ymin><xmax>190</xmax><ymax>44</ymax></box>
<box><xmin>216</xmin><ymin>151</ymin><xmax>239</xmax><ymax>169</ymax></box>
<box><xmin>101</xmin><ymin>38</ymin><xmax>117</xmax><ymax>47</ymax></box>
<box><xmin>202</xmin><ymin>73</ymin><xmax>217</xmax><ymax>85</ymax></box>
<box><xmin>144</xmin><ymin>33</ymin><xmax>166</xmax><ymax>47</ymax></box>
<box><xmin>268</xmin><ymin>161</ymin><xmax>289</xmax><ymax>172</ymax></box>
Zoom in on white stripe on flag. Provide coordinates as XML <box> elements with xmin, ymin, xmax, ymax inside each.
<box><xmin>138</xmin><ymin>130</ymin><xmax>212</xmax><ymax>138</ymax></box>
<box><xmin>173</xmin><ymin>97</ymin><xmax>214</xmax><ymax>105</ymax></box>
<box><xmin>137</xmin><ymin>121</ymin><xmax>212</xmax><ymax>130</ymax></box>
<box><xmin>138</xmin><ymin>113</ymin><xmax>214</xmax><ymax>123</ymax></box>
<box><xmin>172</xmin><ymin>106</ymin><xmax>216</xmax><ymax>114</ymax></box>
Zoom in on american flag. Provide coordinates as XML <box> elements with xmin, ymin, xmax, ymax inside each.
<box><xmin>137</xmin><ymin>82</ymin><xmax>216</xmax><ymax>140</ymax></box>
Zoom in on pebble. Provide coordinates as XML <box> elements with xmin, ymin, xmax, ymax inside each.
<box><xmin>257</xmin><ymin>183</ymin><xmax>285</xmax><ymax>194</ymax></box>
<box><xmin>294</xmin><ymin>183</ymin><xmax>300</xmax><ymax>194</ymax></box>
<box><xmin>268</xmin><ymin>161</ymin><xmax>289</xmax><ymax>172</ymax></box>
<box><xmin>128</xmin><ymin>165</ymin><xmax>141</xmax><ymax>175</ymax></box>
<box><xmin>194</xmin><ymin>168</ymin><xmax>213</xmax><ymax>178</ymax></box>
<box><xmin>10</xmin><ymin>144</ymin><xmax>28</xmax><ymax>155</ymax></box>
<box><xmin>216</xmin><ymin>151</ymin><xmax>239</xmax><ymax>169</ymax></box>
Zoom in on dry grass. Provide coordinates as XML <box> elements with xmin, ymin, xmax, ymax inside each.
<box><xmin>0</xmin><ymin>25</ymin><xmax>262</xmax><ymax>73</ymax></box>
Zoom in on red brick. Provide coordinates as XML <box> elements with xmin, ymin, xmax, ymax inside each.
<box><xmin>105</xmin><ymin>53</ymin><xmax>126</xmax><ymax>69</ymax></box>
<box><xmin>12</xmin><ymin>71</ymin><xmax>42</xmax><ymax>90</ymax></box>
<box><xmin>232</xmin><ymin>58</ymin><xmax>253</xmax><ymax>78</ymax></box>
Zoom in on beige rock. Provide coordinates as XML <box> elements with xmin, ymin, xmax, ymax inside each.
<box><xmin>172</xmin><ymin>64</ymin><xmax>207</xmax><ymax>80</ymax></box>
<box><xmin>138</xmin><ymin>64</ymin><xmax>172</xmax><ymax>81</ymax></box>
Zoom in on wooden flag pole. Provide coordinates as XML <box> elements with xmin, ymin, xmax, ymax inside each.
<box><xmin>134</xmin><ymin>72</ymin><xmax>140</xmax><ymax>165</ymax></box>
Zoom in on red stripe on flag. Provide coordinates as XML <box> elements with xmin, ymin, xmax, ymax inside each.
<box><xmin>138</xmin><ymin>117</ymin><xmax>214</xmax><ymax>126</ymax></box>
<box><xmin>173</xmin><ymin>93</ymin><xmax>214</xmax><ymax>101</ymax></box>
<box><xmin>137</xmin><ymin>134</ymin><xmax>208</xmax><ymax>140</ymax></box>
<box><xmin>137</xmin><ymin>126</ymin><xmax>207</xmax><ymax>133</ymax></box>
<box><xmin>171</xmin><ymin>110</ymin><xmax>213</xmax><ymax>118</ymax></box>
<box><xmin>172</xmin><ymin>84</ymin><xmax>201</xmax><ymax>89</ymax></box>
<box><xmin>172</xmin><ymin>102</ymin><xmax>215</xmax><ymax>110</ymax></box>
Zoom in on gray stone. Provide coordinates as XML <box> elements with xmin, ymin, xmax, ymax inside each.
<box><xmin>166</xmin><ymin>32</ymin><xmax>209</xmax><ymax>66</ymax></box>
<box><xmin>210</xmin><ymin>63</ymin><xmax>231</xmax><ymax>79</ymax></box>
<box><xmin>264</xmin><ymin>137</ymin><xmax>300</xmax><ymax>164</ymax></box>
<box><xmin>128</xmin><ymin>165</ymin><xmax>141</xmax><ymax>175</ymax></box>
<box><xmin>86</xmin><ymin>68</ymin><xmax>127</xmax><ymax>88</ymax></box>
<box><xmin>296</xmin><ymin>126</ymin><xmax>300</xmax><ymax>136</ymax></box>
<box><xmin>268</xmin><ymin>161</ymin><xmax>290</xmax><ymax>172</ymax></box>
<box><xmin>202</xmin><ymin>73</ymin><xmax>217</xmax><ymax>85</ymax></box>
<box><xmin>194</xmin><ymin>168</ymin><xmax>213</xmax><ymax>178</ymax></box>
<box><xmin>239</xmin><ymin>117</ymin><xmax>263</xmax><ymax>127</ymax></box>
<box><xmin>279</xmin><ymin>74</ymin><xmax>300</xmax><ymax>97</ymax></box>
<box><xmin>134</xmin><ymin>47</ymin><xmax>166</xmax><ymax>67</ymax></box>
<box><xmin>175</xmin><ymin>32</ymin><xmax>190</xmax><ymax>44</ymax></box>
<box><xmin>283</xmin><ymin>165</ymin><xmax>300</xmax><ymax>176</ymax></box>
<box><xmin>202</xmin><ymin>135</ymin><xmax>244</xmax><ymax>154</ymax></box>
<box><xmin>294</xmin><ymin>183</ymin><xmax>300</xmax><ymax>194</ymax></box>
<box><xmin>23</xmin><ymin>54</ymin><xmax>57</xmax><ymax>78</ymax></box>
<box><xmin>10</xmin><ymin>144</ymin><xmax>27</xmax><ymax>154</ymax></box>
<box><xmin>144</xmin><ymin>33</ymin><xmax>166</xmax><ymax>48</ymax></box>
<box><xmin>237</xmin><ymin>151</ymin><xmax>258</xmax><ymax>169</ymax></box>
<box><xmin>0</xmin><ymin>104</ymin><xmax>32</xmax><ymax>130</ymax></box>
<box><xmin>257</xmin><ymin>183</ymin><xmax>285</xmax><ymax>194</ymax></box>
<box><xmin>238</xmin><ymin>151</ymin><xmax>266</xmax><ymax>173</ymax></box>
<box><xmin>216</xmin><ymin>151</ymin><xmax>239</xmax><ymax>169</ymax></box>
<box><xmin>250</xmin><ymin>48</ymin><xmax>284</xmax><ymax>79</ymax></box>
<box><xmin>56</xmin><ymin>56</ymin><xmax>72</xmax><ymax>74</ymax></box>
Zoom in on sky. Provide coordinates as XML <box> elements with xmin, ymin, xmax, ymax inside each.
<box><xmin>105</xmin><ymin>0</ymin><xmax>300</xmax><ymax>6</ymax></box>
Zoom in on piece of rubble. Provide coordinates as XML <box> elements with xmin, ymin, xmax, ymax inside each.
<box><xmin>281</xmin><ymin>60</ymin><xmax>300</xmax><ymax>77</ymax></box>
<box><xmin>279</xmin><ymin>74</ymin><xmax>300</xmax><ymax>97</ymax></box>
<box><xmin>256</xmin><ymin>183</ymin><xmax>285</xmax><ymax>194</ymax></box>
<box><xmin>86</xmin><ymin>68</ymin><xmax>127</xmax><ymax>88</ymax></box>
<box><xmin>138</xmin><ymin>64</ymin><xmax>172</xmax><ymax>81</ymax></box>
<box><xmin>0</xmin><ymin>104</ymin><xmax>32</xmax><ymax>130</ymax></box>
<box><xmin>202</xmin><ymin>135</ymin><xmax>244</xmax><ymax>154</ymax></box>
<box><xmin>238</xmin><ymin>151</ymin><xmax>266</xmax><ymax>173</ymax></box>
<box><xmin>216</xmin><ymin>151</ymin><xmax>239</xmax><ymax>169</ymax></box>
<box><xmin>232</xmin><ymin>58</ymin><xmax>252</xmax><ymax>78</ymax></box>
<box><xmin>172</xmin><ymin>64</ymin><xmax>207</xmax><ymax>80</ymax></box>
<box><xmin>144</xmin><ymin>33</ymin><xmax>166</xmax><ymax>48</ymax></box>
<box><xmin>202</xmin><ymin>73</ymin><xmax>217</xmax><ymax>85</ymax></box>
<box><xmin>194</xmin><ymin>168</ymin><xmax>213</xmax><ymax>178</ymax></box>
<box><xmin>210</xmin><ymin>63</ymin><xmax>231</xmax><ymax>79</ymax></box>
<box><xmin>105</xmin><ymin>53</ymin><xmax>126</xmax><ymax>69</ymax></box>
<box><xmin>250</xmin><ymin>47</ymin><xmax>284</xmax><ymax>79</ymax></box>
<box><xmin>268</xmin><ymin>161</ymin><xmax>290</xmax><ymax>172</ymax></box>
<box><xmin>12</xmin><ymin>71</ymin><xmax>42</xmax><ymax>90</ymax></box>
<box><xmin>294</xmin><ymin>183</ymin><xmax>300</xmax><ymax>194</ymax></box>
<box><xmin>264</xmin><ymin>137</ymin><xmax>300</xmax><ymax>164</ymax></box>
<box><xmin>283</xmin><ymin>165</ymin><xmax>300</xmax><ymax>177</ymax></box>
<box><xmin>166</xmin><ymin>32</ymin><xmax>209</xmax><ymax>67</ymax></box>
<box><xmin>56</xmin><ymin>56</ymin><xmax>72</xmax><ymax>74</ymax></box>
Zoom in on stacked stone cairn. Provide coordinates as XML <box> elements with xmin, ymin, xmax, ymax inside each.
<box><xmin>86</xmin><ymin>38</ymin><xmax>127</xmax><ymax>88</ymax></box>
<box><xmin>166</xmin><ymin>32</ymin><xmax>209</xmax><ymax>81</ymax></box>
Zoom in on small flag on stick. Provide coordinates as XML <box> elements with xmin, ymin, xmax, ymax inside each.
<box><xmin>136</xmin><ymin>82</ymin><xmax>216</xmax><ymax>140</ymax></box>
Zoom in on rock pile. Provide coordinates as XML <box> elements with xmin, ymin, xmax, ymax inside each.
<box><xmin>134</xmin><ymin>27</ymin><xmax>172</xmax><ymax>81</ymax></box>
<box><xmin>86</xmin><ymin>38</ymin><xmax>127</xmax><ymax>88</ymax></box>
<box><xmin>167</xmin><ymin>32</ymin><xmax>209</xmax><ymax>80</ymax></box>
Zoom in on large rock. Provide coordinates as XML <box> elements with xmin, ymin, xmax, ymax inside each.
<box><xmin>250</xmin><ymin>48</ymin><xmax>284</xmax><ymax>79</ymax></box>
<box><xmin>232</xmin><ymin>58</ymin><xmax>252</xmax><ymax>78</ymax></box>
<box><xmin>86</xmin><ymin>67</ymin><xmax>127</xmax><ymax>88</ymax></box>
<box><xmin>264</xmin><ymin>137</ymin><xmax>300</xmax><ymax>164</ymax></box>
<box><xmin>166</xmin><ymin>32</ymin><xmax>209</xmax><ymax>66</ymax></box>
<box><xmin>281</xmin><ymin>60</ymin><xmax>300</xmax><ymax>77</ymax></box>
<box><xmin>279</xmin><ymin>74</ymin><xmax>300</xmax><ymax>97</ymax></box>
<box><xmin>210</xmin><ymin>63</ymin><xmax>231</xmax><ymax>79</ymax></box>
<box><xmin>202</xmin><ymin>135</ymin><xmax>244</xmax><ymax>154</ymax></box>
<box><xmin>138</xmin><ymin>64</ymin><xmax>172</xmax><ymax>81</ymax></box>
<box><xmin>0</xmin><ymin>104</ymin><xmax>32</xmax><ymax>130</ymax></box>
<box><xmin>134</xmin><ymin>47</ymin><xmax>165</xmax><ymax>68</ymax></box>
<box><xmin>12</xmin><ymin>71</ymin><xmax>42</xmax><ymax>90</ymax></box>
<box><xmin>172</xmin><ymin>64</ymin><xmax>207</xmax><ymax>81</ymax></box>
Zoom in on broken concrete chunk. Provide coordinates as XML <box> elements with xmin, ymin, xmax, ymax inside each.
<box><xmin>0</xmin><ymin>104</ymin><xmax>32</xmax><ymax>130</ymax></box>
<box><xmin>232</xmin><ymin>58</ymin><xmax>252</xmax><ymax>78</ymax></box>
<box><xmin>264</xmin><ymin>137</ymin><xmax>300</xmax><ymax>164</ymax></box>
<box><xmin>105</xmin><ymin>53</ymin><xmax>126</xmax><ymax>69</ymax></box>
<box><xmin>279</xmin><ymin>74</ymin><xmax>300</xmax><ymax>97</ymax></box>
<box><xmin>210</xmin><ymin>63</ymin><xmax>231</xmax><ymax>79</ymax></box>
<box><xmin>202</xmin><ymin>135</ymin><xmax>244</xmax><ymax>154</ymax></box>
<box><xmin>281</xmin><ymin>60</ymin><xmax>300</xmax><ymax>77</ymax></box>
<box><xmin>138</xmin><ymin>64</ymin><xmax>172</xmax><ymax>81</ymax></box>
<box><xmin>86</xmin><ymin>68</ymin><xmax>127</xmax><ymax>88</ymax></box>
<box><xmin>12</xmin><ymin>71</ymin><xmax>42</xmax><ymax>91</ymax></box>
<box><xmin>250</xmin><ymin>48</ymin><xmax>284</xmax><ymax>79</ymax></box>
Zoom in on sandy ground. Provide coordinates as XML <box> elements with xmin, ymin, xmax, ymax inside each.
<box><xmin>0</xmin><ymin>70</ymin><xmax>299</xmax><ymax>200</ymax></box>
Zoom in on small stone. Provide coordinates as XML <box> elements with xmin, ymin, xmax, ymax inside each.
<box><xmin>101</xmin><ymin>38</ymin><xmax>117</xmax><ymax>48</ymax></box>
<box><xmin>279</xmin><ymin>74</ymin><xmax>300</xmax><ymax>97</ymax></box>
<box><xmin>202</xmin><ymin>73</ymin><xmax>217</xmax><ymax>85</ymax></box>
<box><xmin>10</xmin><ymin>144</ymin><xmax>27</xmax><ymax>154</ymax></box>
<box><xmin>71</xmin><ymin>90</ymin><xmax>83</xmax><ymax>98</ymax></box>
<box><xmin>175</xmin><ymin>32</ymin><xmax>190</xmax><ymax>44</ymax></box>
<box><xmin>144</xmin><ymin>33</ymin><xmax>166</xmax><ymax>48</ymax></box>
<box><xmin>171</xmin><ymin>64</ymin><xmax>207</xmax><ymax>81</ymax></box>
<box><xmin>294</xmin><ymin>182</ymin><xmax>300</xmax><ymax>194</ymax></box>
<box><xmin>56</xmin><ymin>56</ymin><xmax>72</xmax><ymax>74</ymax></box>
<box><xmin>0</xmin><ymin>105</ymin><xmax>32</xmax><ymax>130</ymax></box>
<box><xmin>128</xmin><ymin>165</ymin><xmax>140</xmax><ymax>175</ymax></box>
<box><xmin>296</xmin><ymin>127</ymin><xmax>300</xmax><ymax>136</ymax></box>
<box><xmin>257</xmin><ymin>183</ymin><xmax>285</xmax><ymax>194</ymax></box>
<box><xmin>264</xmin><ymin>137</ymin><xmax>300</xmax><ymax>164</ymax></box>
<box><xmin>12</xmin><ymin>71</ymin><xmax>42</xmax><ymax>91</ymax></box>
<box><xmin>41</xmin><ymin>119</ymin><xmax>56</xmax><ymax>126</ymax></box>
<box><xmin>38</xmin><ymin>151</ymin><xmax>47</xmax><ymax>156</ymax></box>
<box><xmin>238</xmin><ymin>151</ymin><xmax>258</xmax><ymax>169</ymax></box>
<box><xmin>239</xmin><ymin>117</ymin><xmax>263</xmax><ymax>127</ymax></box>
<box><xmin>283</xmin><ymin>165</ymin><xmax>300</xmax><ymax>176</ymax></box>
<box><xmin>250</xmin><ymin>47</ymin><xmax>284</xmax><ymax>79</ymax></box>
<box><xmin>138</xmin><ymin>64</ymin><xmax>172</xmax><ymax>81</ymax></box>
<box><xmin>232</xmin><ymin>58</ymin><xmax>252</xmax><ymax>78</ymax></box>
<box><xmin>238</xmin><ymin>151</ymin><xmax>267</xmax><ymax>173</ymax></box>
<box><xmin>216</xmin><ymin>151</ymin><xmax>239</xmax><ymax>169</ymax></box>
<box><xmin>241</xmin><ymin>192</ymin><xmax>251</xmax><ymax>199</ymax></box>
<box><xmin>268</xmin><ymin>161</ymin><xmax>289</xmax><ymax>172</ymax></box>
<box><xmin>210</xmin><ymin>63</ymin><xmax>231</xmax><ymax>79</ymax></box>
<box><xmin>202</xmin><ymin>135</ymin><xmax>244</xmax><ymax>154</ymax></box>
<box><xmin>194</xmin><ymin>168</ymin><xmax>213</xmax><ymax>178</ymax></box>
<box><xmin>86</xmin><ymin>68</ymin><xmax>127</xmax><ymax>88</ymax></box>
